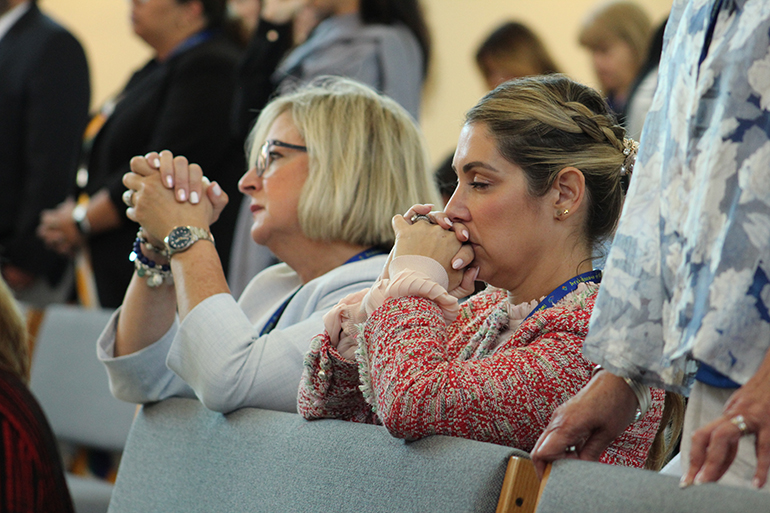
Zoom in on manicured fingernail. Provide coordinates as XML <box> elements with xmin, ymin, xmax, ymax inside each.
<box><xmin>165</xmin><ymin>175</ymin><xmax>174</xmax><ymax>188</ymax></box>
<box><xmin>452</xmin><ymin>259</ymin><xmax>464</xmax><ymax>270</ymax></box>
<box><xmin>753</xmin><ymin>478</ymin><xmax>762</xmax><ymax>489</ymax></box>
<box><xmin>153</xmin><ymin>158</ymin><xmax>161</xmax><ymax>168</ymax></box>
<box><xmin>177</xmin><ymin>189</ymin><xmax>186</xmax><ymax>202</ymax></box>
<box><xmin>462</xmin><ymin>229</ymin><xmax>469</xmax><ymax>239</ymax></box>
<box><xmin>693</xmin><ymin>475</ymin><xmax>704</xmax><ymax>486</ymax></box>
<box><xmin>211</xmin><ymin>183</ymin><xmax>222</xmax><ymax>196</ymax></box>
<box><xmin>190</xmin><ymin>191</ymin><xmax>199</xmax><ymax>204</ymax></box>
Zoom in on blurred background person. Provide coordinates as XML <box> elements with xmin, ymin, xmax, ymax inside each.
<box><xmin>38</xmin><ymin>0</ymin><xmax>242</xmax><ymax>309</ymax></box>
<box><xmin>227</xmin><ymin>0</ymin><xmax>260</xmax><ymax>44</ymax></box>
<box><xmin>0</xmin><ymin>0</ymin><xmax>89</xmax><ymax>307</ymax></box>
<box><xmin>228</xmin><ymin>0</ymin><xmax>431</xmax><ymax>298</ymax></box>
<box><xmin>623</xmin><ymin>16</ymin><xmax>666</xmax><ymax>140</ymax></box>
<box><xmin>435</xmin><ymin>20</ymin><xmax>559</xmax><ymax>205</ymax></box>
<box><xmin>0</xmin><ymin>276</ymin><xmax>74</xmax><ymax>512</ymax></box>
<box><xmin>578</xmin><ymin>0</ymin><xmax>652</xmax><ymax>125</ymax></box>
<box><xmin>475</xmin><ymin>20</ymin><xmax>560</xmax><ymax>91</ymax></box>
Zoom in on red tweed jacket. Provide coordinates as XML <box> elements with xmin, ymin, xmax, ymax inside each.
<box><xmin>299</xmin><ymin>285</ymin><xmax>664</xmax><ymax>467</ymax></box>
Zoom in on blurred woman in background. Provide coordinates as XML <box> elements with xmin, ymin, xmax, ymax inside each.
<box><xmin>39</xmin><ymin>0</ymin><xmax>242</xmax><ymax>308</ymax></box>
<box><xmin>578</xmin><ymin>0</ymin><xmax>652</xmax><ymax>124</ymax></box>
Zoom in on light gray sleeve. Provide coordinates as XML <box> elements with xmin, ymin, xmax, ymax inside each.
<box><xmin>166</xmin><ymin>294</ymin><xmax>324</xmax><ymax>414</ymax></box>
<box><xmin>166</xmin><ymin>279</ymin><xmax>376</xmax><ymax>414</ymax></box>
<box><xmin>97</xmin><ymin>310</ymin><xmax>196</xmax><ymax>404</ymax></box>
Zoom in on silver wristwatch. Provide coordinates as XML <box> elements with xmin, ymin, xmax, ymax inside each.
<box><xmin>164</xmin><ymin>226</ymin><xmax>215</xmax><ymax>256</ymax></box>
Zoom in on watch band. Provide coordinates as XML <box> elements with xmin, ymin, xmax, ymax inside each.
<box><xmin>72</xmin><ymin>204</ymin><xmax>91</xmax><ymax>235</ymax></box>
<box><xmin>164</xmin><ymin>226</ymin><xmax>215</xmax><ymax>257</ymax></box>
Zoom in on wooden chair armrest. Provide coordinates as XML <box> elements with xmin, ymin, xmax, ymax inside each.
<box><xmin>496</xmin><ymin>456</ymin><xmax>551</xmax><ymax>513</ymax></box>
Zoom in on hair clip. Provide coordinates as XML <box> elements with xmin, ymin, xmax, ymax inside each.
<box><xmin>620</xmin><ymin>138</ymin><xmax>639</xmax><ymax>176</ymax></box>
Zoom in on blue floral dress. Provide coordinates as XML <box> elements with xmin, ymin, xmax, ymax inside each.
<box><xmin>584</xmin><ymin>0</ymin><xmax>770</xmax><ymax>394</ymax></box>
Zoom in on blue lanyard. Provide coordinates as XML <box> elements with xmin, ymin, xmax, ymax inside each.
<box><xmin>521</xmin><ymin>270</ymin><xmax>602</xmax><ymax>323</ymax></box>
<box><xmin>259</xmin><ymin>247</ymin><xmax>387</xmax><ymax>336</ymax></box>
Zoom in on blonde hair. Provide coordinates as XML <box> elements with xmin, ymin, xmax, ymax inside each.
<box><xmin>578</xmin><ymin>1</ymin><xmax>652</xmax><ymax>71</ymax></box>
<box><xmin>0</xmin><ymin>278</ymin><xmax>30</xmax><ymax>383</ymax></box>
<box><xmin>247</xmin><ymin>77</ymin><xmax>440</xmax><ymax>248</ymax></box>
<box><xmin>465</xmin><ymin>74</ymin><xmax>630</xmax><ymax>253</ymax></box>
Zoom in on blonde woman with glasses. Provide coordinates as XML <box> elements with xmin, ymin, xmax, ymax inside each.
<box><xmin>97</xmin><ymin>77</ymin><xmax>440</xmax><ymax>413</ymax></box>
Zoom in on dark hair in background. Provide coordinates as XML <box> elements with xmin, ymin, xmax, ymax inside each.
<box><xmin>178</xmin><ymin>0</ymin><xmax>244</xmax><ymax>45</ymax></box>
<box><xmin>360</xmin><ymin>0</ymin><xmax>431</xmax><ymax>77</ymax></box>
<box><xmin>475</xmin><ymin>21</ymin><xmax>560</xmax><ymax>76</ymax></box>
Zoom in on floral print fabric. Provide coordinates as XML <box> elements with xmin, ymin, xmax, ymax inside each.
<box><xmin>584</xmin><ymin>0</ymin><xmax>770</xmax><ymax>393</ymax></box>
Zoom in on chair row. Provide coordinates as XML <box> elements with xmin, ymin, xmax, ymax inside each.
<box><xmin>110</xmin><ymin>397</ymin><xmax>769</xmax><ymax>513</ymax></box>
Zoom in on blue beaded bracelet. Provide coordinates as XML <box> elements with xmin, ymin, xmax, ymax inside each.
<box><xmin>129</xmin><ymin>234</ymin><xmax>172</xmax><ymax>287</ymax></box>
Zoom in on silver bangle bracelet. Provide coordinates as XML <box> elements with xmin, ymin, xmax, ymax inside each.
<box><xmin>592</xmin><ymin>365</ymin><xmax>650</xmax><ymax>422</ymax></box>
<box><xmin>623</xmin><ymin>377</ymin><xmax>652</xmax><ymax>422</ymax></box>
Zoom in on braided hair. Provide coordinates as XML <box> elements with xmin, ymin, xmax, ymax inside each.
<box><xmin>464</xmin><ymin>74</ymin><xmax>633</xmax><ymax>252</ymax></box>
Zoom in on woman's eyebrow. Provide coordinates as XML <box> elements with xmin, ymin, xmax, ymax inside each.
<box><xmin>461</xmin><ymin>161</ymin><xmax>499</xmax><ymax>174</ymax></box>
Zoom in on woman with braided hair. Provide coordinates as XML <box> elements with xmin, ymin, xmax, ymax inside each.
<box><xmin>298</xmin><ymin>74</ymin><xmax>681</xmax><ymax>469</ymax></box>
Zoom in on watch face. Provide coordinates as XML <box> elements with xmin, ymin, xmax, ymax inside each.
<box><xmin>167</xmin><ymin>226</ymin><xmax>194</xmax><ymax>251</ymax></box>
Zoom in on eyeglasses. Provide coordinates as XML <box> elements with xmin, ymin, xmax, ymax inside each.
<box><xmin>256</xmin><ymin>139</ymin><xmax>307</xmax><ymax>177</ymax></box>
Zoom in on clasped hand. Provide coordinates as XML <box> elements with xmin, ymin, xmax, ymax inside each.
<box><xmin>390</xmin><ymin>204</ymin><xmax>478</xmax><ymax>298</ymax></box>
<box><xmin>123</xmin><ymin>150</ymin><xmax>228</xmax><ymax>246</ymax></box>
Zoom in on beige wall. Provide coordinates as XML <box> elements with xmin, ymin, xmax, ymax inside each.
<box><xmin>42</xmin><ymin>0</ymin><xmax>672</xmax><ymax>166</ymax></box>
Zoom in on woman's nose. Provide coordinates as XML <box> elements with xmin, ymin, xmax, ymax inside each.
<box><xmin>238</xmin><ymin>167</ymin><xmax>261</xmax><ymax>194</ymax></box>
<box><xmin>444</xmin><ymin>188</ymin><xmax>469</xmax><ymax>223</ymax></box>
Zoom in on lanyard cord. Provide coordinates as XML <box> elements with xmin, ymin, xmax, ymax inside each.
<box><xmin>521</xmin><ymin>270</ymin><xmax>603</xmax><ymax>323</ymax></box>
<box><xmin>259</xmin><ymin>247</ymin><xmax>387</xmax><ymax>336</ymax></box>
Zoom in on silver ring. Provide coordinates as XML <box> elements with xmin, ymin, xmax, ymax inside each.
<box><xmin>730</xmin><ymin>414</ymin><xmax>749</xmax><ymax>436</ymax></box>
<box><xmin>410</xmin><ymin>214</ymin><xmax>432</xmax><ymax>224</ymax></box>
<box><xmin>122</xmin><ymin>189</ymin><xmax>136</xmax><ymax>208</ymax></box>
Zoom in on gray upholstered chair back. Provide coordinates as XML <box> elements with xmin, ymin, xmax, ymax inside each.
<box><xmin>29</xmin><ymin>304</ymin><xmax>136</xmax><ymax>450</ymax></box>
<box><xmin>29</xmin><ymin>305</ymin><xmax>138</xmax><ymax>513</ymax></box>
<box><xmin>109</xmin><ymin>398</ymin><xmax>530</xmax><ymax>513</ymax></box>
<box><xmin>537</xmin><ymin>459</ymin><xmax>770</xmax><ymax>512</ymax></box>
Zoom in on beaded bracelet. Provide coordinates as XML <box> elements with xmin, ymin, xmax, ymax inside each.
<box><xmin>129</xmin><ymin>233</ymin><xmax>172</xmax><ymax>287</ymax></box>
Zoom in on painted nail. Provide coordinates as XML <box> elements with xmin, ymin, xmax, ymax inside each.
<box><xmin>177</xmin><ymin>189</ymin><xmax>186</xmax><ymax>202</ymax></box>
<box><xmin>165</xmin><ymin>175</ymin><xmax>174</xmax><ymax>188</ymax></box>
<box><xmin>753</xmin><ymin>477</ymin><xmax>762</xmax><ymax>489</ymax></box>
<box><xmin>153</xmin><ymin>158</ymin><xmax>161</xmax><ymax>168</ymax></box>
<box><xmin>211</xmin><ymin>183</ymin><xmax>222</xmax><ymax>196</ymax></box>
<box><xmin>452</xmin><ymin>259</ymin><xmax>464</xmax><ymax>270</ymax></box>
<box><xmin>462</xmin><ymin>229</ymin><xmax>469</xmax><ymax>240</ymax></box>
<box><xmin>693</xmin><ymin>475</ymin><xmax>704</xmax><ymax>486</ymax></box>
<box><xmin>190</xmin><ymin>191</ymin><xmax>199</xmax><ymax>204</ymax></box>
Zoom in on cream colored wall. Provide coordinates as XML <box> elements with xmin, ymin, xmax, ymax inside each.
<box><xmin>42</xmin><ymin>0</ymin><xmax>671</xmax><ymax>166</ymax></box>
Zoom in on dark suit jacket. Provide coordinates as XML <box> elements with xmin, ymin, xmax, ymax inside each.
<box><xmin>84</xmin><ymin>33</ymin><xmax>241</xmax><ymax>308</ymax></box>
<box><xmin>0</xmin><ymin>4</ymin><xmax>90</xmax><ymax>285</ymax></box>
